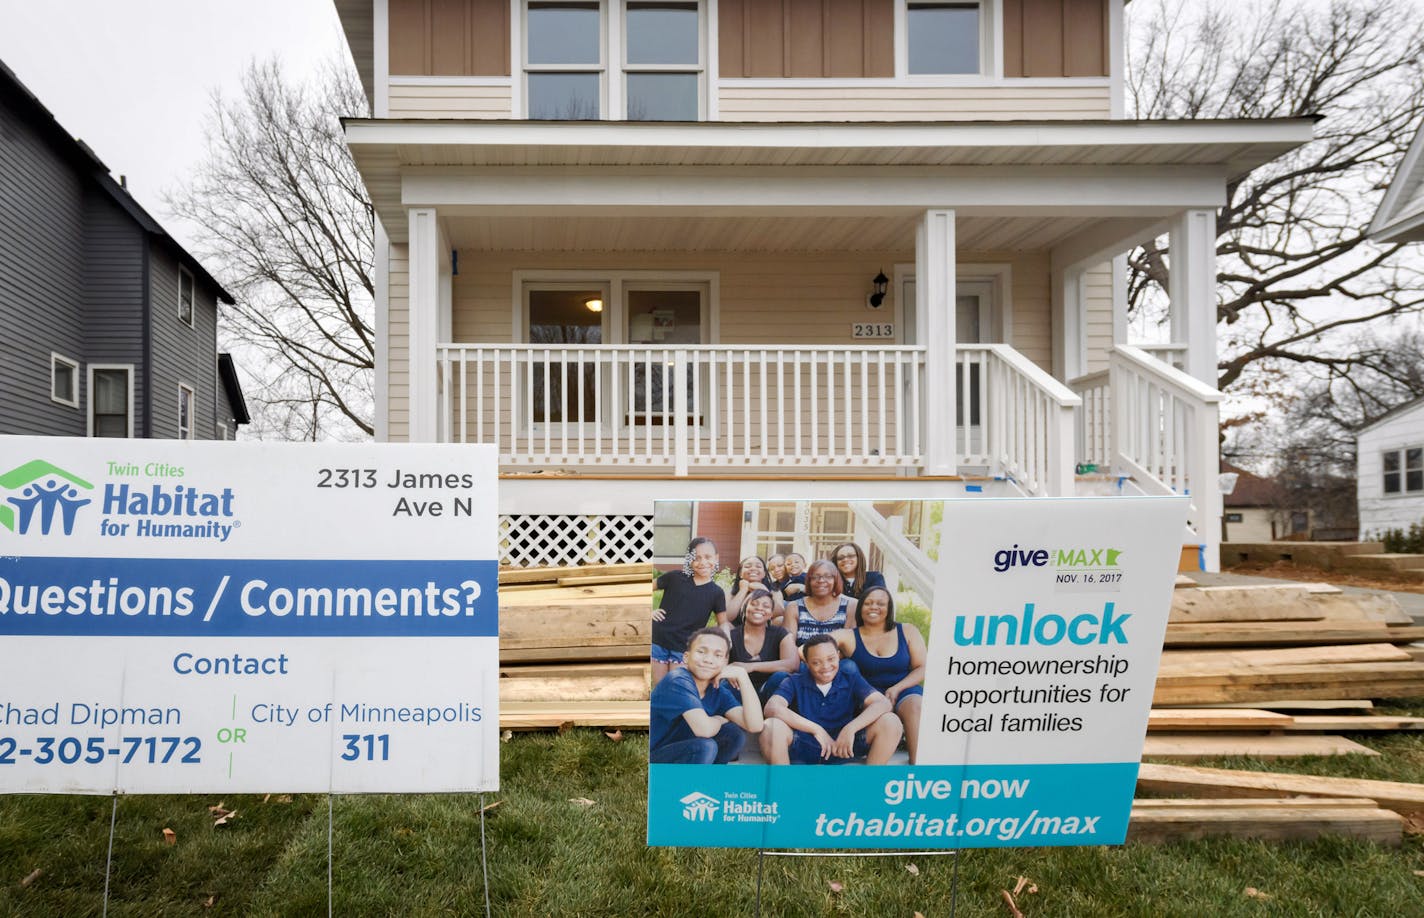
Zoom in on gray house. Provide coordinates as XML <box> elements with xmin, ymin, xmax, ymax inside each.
<box><xmin>0</xmin><ymin>60</ymin><xmax>248</xmax><ymax>440</ymax></box>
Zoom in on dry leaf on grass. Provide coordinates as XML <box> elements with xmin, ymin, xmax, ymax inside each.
<box><xmin>212</xmin><ymin>809</ymin><xmax>237</xmax><ymax>828</ymax></box>
<box><xmin>1000</xmin><ymin>889</ymin><xmax>1025</xmax><ymax>918</ymax></box>
<box><xmin>202</xmin><ymin>894</ymin><xmax>216</xmax><ymax>908</ymax></box>
<box><xmin>20</xmin><ymin>868</ymin><xmax>42</xmax><ymax>888</ymax></box>
<box><xmin>162</xmin><ymin>828</ymin><xmax>177</xmax><ymax>846</ymax></box>
<box><xmin>557</xmin><ymin>721</ymin><xmax>575</xmax><ymax>735</ymax></box>
<box><xmin>604</xmin><ymin>730</ymin><xmax>624</xmax><ymax>742</ymax></box>
<box><xmin>1243</xmin><ymin>888</ymin><xmax>1272</xmax><ymax>901</ymax></box>
<box><xmin>1413</xmin><ymin>870</ymin><xmax>1424</xmax><ymax>878</ymax></box>
<box><xmin>500</xmin><ymin>730</ymin><xmax>513</xmax><ymax>743</ymax></box>
<box><xmin>905</xmin><ymin>863</ymin><xmax>920</xmax><ymax>876</ymax></box>
<box><xmin>569</xmin><ymin>797</ymin><xmax>596</xmax><ymax>807</ymax></box>
<box><xmin>1013</xmin><ymin>876</ymin><xmax>1039</xmax><ymax>896</ymax></box>
<box><xmin>827</xmin><ymin>880</ymin><xmax>844</xmax><ymax>894</ymax></box>
<box><xmin>479</xmin><ymin>800</ymin><xmax>503</xmax><ymax>816</ymax></box>
<box><xmin>915</xmin><ymin>913</ymin><xmax>926</xmax><ymax>918</ymax></box>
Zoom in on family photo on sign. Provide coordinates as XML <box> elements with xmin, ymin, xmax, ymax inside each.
<box><xmin>648</xmin><ymin>502</ymin><xmax>932</xmax><ymax>768</ymax></box>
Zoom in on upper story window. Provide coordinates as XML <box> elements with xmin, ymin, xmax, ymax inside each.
<box><xmin>1383</xmin><ymin>447</ymin><xmax>1424</xmax><ymax>494</ymax></box>
<box><xmin>625</xmin><ymin>2</ymin><xmax>701</xmax><ymax>120</ymax></box>
<box><xmin>51</xmin><ymin>353</ymin><xmax>79</xmax><ymax>408</ymax></box>
<box><xmin>523</xmin><ymin>1</ymin><xmax>703</xmax><ymax>120</ymax></box>
<box><xmin>907</xmin><ymin>2</ymin><xmax>983</xmax><ymax>75</ymax></box>
<box><xmin>90</xmin><ymin>366</ymin><xmax>133</xmax><ymax>438</ymax></box>
<box><xmin>526</xmin><ymin>1</ymin><xmax>603</xmax><ymax>119</ymax></box>
<box><xmin>179</xmin><ymin>265</ymin><xmax>195</xmax><ymax>326</ymax></box>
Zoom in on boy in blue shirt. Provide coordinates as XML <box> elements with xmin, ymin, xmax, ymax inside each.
<box><xmin>649</xmin><ymin>628</ymin><xmax>764</xmax><ymax>765</ymax></box>
<box><xmin>760</xmin><ymin>633</ymin><xmax>902</xmax><ymax>764</ymax></box>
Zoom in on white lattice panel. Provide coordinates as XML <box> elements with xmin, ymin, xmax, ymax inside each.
<box><xmin>499</xmin><ymin>514</ymin><xmax>654</xmax><ymax>568</ymax></box>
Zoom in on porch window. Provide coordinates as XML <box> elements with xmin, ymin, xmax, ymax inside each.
<box><xmin>653</xmin><ymin>501</ymin><xmax>695</xmax><ymax>560</ymax></box>
<box><xmin>906</xmin><ymin>2</ymin><xmax>982</xmax><ymax>75</ymax></box>
<box><xmin>756</xmin><ymin>503</ymin><xmax>798</xmax><ymax>559</ymax></box>
<box><xmin>526</xmin><ymin>1</ymin><xmax>603</xmax><ymax>119</ymax></box>
<box><xmin>624</xmin><ymin>2</ymin><xmax>701</xmax><ymax>120</ymax></box>
<box><xmin>1382</xmin><ymin>447</ymin><xmax>1424</xmax><ymax>494</ymax></box>
<box><xmin>528</xmin><ymin>287</ymin><xmax>606</xmax><ymax>422</ymax></box>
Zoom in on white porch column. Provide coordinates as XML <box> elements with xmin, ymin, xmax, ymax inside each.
<box><xmin>408</xmin><ymin>207</ymin><xmax>439</xmax><ymax>443</ymax></box>
<box><xmin>1168</xmin><ymin>209</ymin><xmax>1218</xmax><ymax>386</ymax></box>
<box><xmin>1111</xmin><ymin>253</ymin><xmax>1129</xmax><ymax>347</ymax></box>
<box><xmin>1051</xmin><ymin>266</ymin><xmax>1087</xmax><ymax>381</ymax></box>
<box><xmin>918</xmin><ymin>209</ymin><xmax>957</xmax><ymax>476</ymax></box>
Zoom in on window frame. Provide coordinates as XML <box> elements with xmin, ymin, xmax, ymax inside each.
<box><xmin>523</xmin><ymin>0</ymin><xmax>607</xmax><ymax>120</ymax></box>
<box><xmin>178</xmin><ymin>265</ymin><xmax>196</xmax><ymax>328</ymax></box>
<box><xmin>1382</xmin><ymin>446</ymin><xmax>1424</xmax><ymax>496</ymax></box>
<box><xmin>621</xmin><ymin>0</ymin><xmax>705</xmax><ymax>121</ymax></box>
<box><xmin>87</xmin><ymin>364</ymin><xmax>134</xmax><ymax>438</ymax></box>
<box><xmin>178</xmin><ymin>383</ymin><xmax>196</xmax><ymax>441</ymax></box>
<box><xmin>896</xmin><ymin>0</ymin><xmax>999</xmax><ymax>81</ymax></box>
<box><xmin>51</xmin><ymin>352</ymin><xmax>80</xmax><ymax>408</ymax></box>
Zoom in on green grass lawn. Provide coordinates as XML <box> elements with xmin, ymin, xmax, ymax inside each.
<box><xmin>3</xmin><ymin>720</ymin><xmax>1424</xmax><ymax>917</ymax></box>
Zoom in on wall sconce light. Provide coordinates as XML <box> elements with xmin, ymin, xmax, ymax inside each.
<box><xmin>868</xmin><ymin>270</ymin><xmax>889</xmax><ymax>309</ymax></box>
<box><xmin>584</xmin><ymin>297</ymin><xmax>604</xmax><ymax>313</ymax></box>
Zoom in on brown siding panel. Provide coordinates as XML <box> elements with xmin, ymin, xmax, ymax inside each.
<box><xmin>1063</xmin><ymin>0</ymin><xmax>1107</xmax><ymax>78</ymax></box>
<box><xmin>389</xmin><ymin>0</ymin><xmax>430</xmax><ymax>75</ymax></box>
<box><xmin>694</xmin><ymin>503</ymin><xmax>745</xmax><ymax>564</ymax></box>
<box><xmin>1021</xmin><ymin>0</ymin><xmax>1065</xmax><ymax>78</ymax></box>
<box><xmin>1002</xmin><ymin>0</ymin><xmax>1024</xmax><ymax>78</ymax></box>
<box><xmin>719</xmin><ymin>0</ymin><xmax>893</xmax><ymax>78</ymax></box>
<box><xmin>388</xmin><ymin>0</ymin><xmax>510</xmax><ymax>76</ymax></box>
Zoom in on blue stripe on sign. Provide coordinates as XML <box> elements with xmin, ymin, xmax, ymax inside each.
<box><xmin>649</xmin><ymin>762</ymin><xmax>1139</xmax><ymax>848</ymax></box>
<box><xmin>0</xmin><ymin>557</ymin><xmax>498</xmax><ymax>637</ymax></box>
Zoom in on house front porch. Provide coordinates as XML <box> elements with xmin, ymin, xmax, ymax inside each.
<box><xmin>346</xmin><ymin>119</ymin><xmax>1314</xmax><ymax>572</ymax></box>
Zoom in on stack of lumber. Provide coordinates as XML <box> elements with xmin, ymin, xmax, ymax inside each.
<box><xmin>497</xmin><ymin>564</ymin><xmax>654</xmax><ymax>730</ymax></box>
<box><xmin>1130</xmin><ymin>580</ymin><xmax>1424</xmax><ymax>844</ymax></box>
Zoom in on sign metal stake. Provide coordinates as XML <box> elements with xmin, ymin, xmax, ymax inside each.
<box><xmin>479</xmin><ymin>793</ymin><xmax>492</xmax><ymax>918</ymax></box>
<box><xmin>101</xmin><ymin>792</ymin><xmax>118</xmax><ymax>918</ymax></box>
<box><xmin>327</xmin><ymin>793</ymin><xmax>334</xmax><ymax>918</ymax></box>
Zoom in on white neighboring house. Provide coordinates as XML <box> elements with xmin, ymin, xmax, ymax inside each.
<box><xmin>1368</xmin><ymin>114</ymin><xmax>1424</xmax><ymax>244</ymax></box>
<box><xmin>1356</xmin><ymin>399</ymin><xmax>1424</xmax><ymax>539</ymax></box>
<box><xmin>333</xmin><ymin>0</ymin><xmax>1314</xmax><ymax>573</ymax></box>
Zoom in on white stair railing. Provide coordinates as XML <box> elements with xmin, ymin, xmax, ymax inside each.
<box><xmin>961</xmin><ymin>345</ymin><xmax>1080</xmax><ymax>496</ymax></box>
<box><xmin>1106</xmin><ymin>344</ymin><xmax>1222</xmax><ymax>553</ymax></box>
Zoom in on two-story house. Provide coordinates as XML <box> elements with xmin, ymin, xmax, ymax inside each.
<box><xmin>334</xmin><ymin>0</ymin><xmax>1312</xmax><ymax>571</ymax></box>
<box><xmin>0</xmin><ymin>60</ymin><xmax>249</xmax><ymax>442</ymax></box>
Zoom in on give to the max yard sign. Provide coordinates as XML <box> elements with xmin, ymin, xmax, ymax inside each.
<box><xmin>647</xmin><ymin>497</ymin><xmax>1186</xmax><ymax>849</ymax></box>
<box><xmin>0</xmin><ymin>436</ymin><xmax>500</xmax><ymax>795</ymax></box>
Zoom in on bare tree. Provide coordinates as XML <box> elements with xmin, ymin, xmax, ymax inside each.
<box><xmin>1126</xmin><ymin>0</ymin><xmax>1424</xmax><ymax>397</ymax></box>
<box><xmin>169</xmin><ymin>58</ymin><xmax>374</xmax><ymax>439</ymax></box>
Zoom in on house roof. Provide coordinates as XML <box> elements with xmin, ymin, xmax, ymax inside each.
<box><xmin>1356</xmin><ymin>394</ymin><xmax>1424</xmax><ymax>436</ymax></box>
<box><xmin>217</xmin><ymin>353</ymin><xmax>251</xmax><ymax>426</ymax></box>
<box><xmin>0</xmin><ymin>58</ymin><xmax>235</xmax><ymax>304</ymax></box>
<box><xmin>1221</xmin><ymin>462</ymin><xmax>1282</xmax><ymax>509</ymax></box>
<box><xmin>1367</xmin><ymin>114</ymin><xmax>1424</xmax><ymax>244</ymax></box>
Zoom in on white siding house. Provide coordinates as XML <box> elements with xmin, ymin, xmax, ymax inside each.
<box><xmin>1357</xmin><ymin>399</ymin><xmax>1424</xmax><ymax>538</ymax></box>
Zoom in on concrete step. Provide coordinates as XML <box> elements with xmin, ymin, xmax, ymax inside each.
<box><xmin>1337</xmin><ymin>553</ymin><xmax>1424</xmax><ymax>572</ymax></box>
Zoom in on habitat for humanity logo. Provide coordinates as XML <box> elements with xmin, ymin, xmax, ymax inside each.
<box><xmin>679</xmin><ymin>790</ymin><xmax>780</xmax><ymax>824</ymax></box>
<box><xmin>0</xmin><ymin>460</ymin><xmax>94</xmax><ymax>536</ymax></box>
<box><xmin>680</xmin><ymin>792</ymin><xmax>720</xmax><ymax>822</ymax></box>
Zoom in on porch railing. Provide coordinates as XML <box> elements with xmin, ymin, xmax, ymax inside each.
<box><xmin>436</xmin><ymin>344</ymin><xmax>926</xmax><ymax>473</ymax></box>
<box><xmin>962</xmin><ymin>345</ymin><xmax>1080</xmax><ymax>496</ymax></box>
<box><xmin>435</xmin><ymin>342</ymin><xmax>1079</xmax><ymax>489</ymax></box>
<box><xmin>1073</xmin><ymin>345</ymin><xmax>1222</xmax><ymax>541</ymax></box>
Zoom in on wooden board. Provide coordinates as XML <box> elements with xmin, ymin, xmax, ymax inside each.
<box><xmin>1163</xmin><ymin>623</ymin><xmax>1424</xmax><ymax>648</ymax></box>
<box><xmin>501</xmin><ymin>584</ymin><xmax>652</xmax><ymax>605</ymax></box>
<box><xmin>1157</xmin><ymin>643</ymin><xmax>1412</xmax><ymax>673</ymax></box>
<box><xmin>501</xmin><ymin>700</ymin><xmax>648</xmax><ymax>730</ymax></box>
<box><xmin>1154</xmin><ymin>661</ymin><xmax>1424</xmax><ymax>687</ymax></box>
<box><xmin>1140</xmin><ymin>733</ymin><xmax>1377</xmax><ymax>760</ymax></box>
<box><xmin>1126</xmin><ymin>802</ymin><xmax>1402</xmax><ymax>845</ymax></box>
<box><xmin>1285</xmin><ymin>715</ymin><xmax>1424</xmax><ymax>733</ymax></box>
<box><xmin>1152</xmin><ymin>679</ymin><xmax>1424</xmax><ymax>706</ymax></box>
<box><xmin>1132</xmin><ymin>797</ymin><xmax>1379</xmax><ymax>809</ymax></box>
<box><xmin>1135</xmin><ymin>762</ymin><xmax>1424</xmax><ymax>814</ymax></box>
<box><xmin>1195</xmin><ymin>699</ymin><xmax>1374</xmax><ymax>712</ymax></box>
<box><xmin>557</xmin><ymin>572</ymin><xmax>655</xmax><ymax>587</ymax></box>
<box><xmin>498</xmin><ymin>563</ymin><xmax>652</xmax><ymax>585</ymax></box>
<box><xmin>1170</xmin><ymin>586</ymin><xmax>1325</xmax><ymax>624</ymax></box>
<box><xmin>1147</xmin><ymin>709</ymin><xmax>1293</xmax><ymax>732</ymax></box>
<box><xmin>498</xmin><ymin>662</ymin><xmax>650</xmax><ymax>703</ymax></box>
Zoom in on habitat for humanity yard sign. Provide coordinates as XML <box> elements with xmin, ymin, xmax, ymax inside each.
<box><xmin>0</xmin><ymin>436</ymin><xmax>498</xmax><ymax>794</ymax></box>
<box><xmin>648</xmin><ymin>496</ymin><xmax>1186</xmax><ymax>848</ymax></box>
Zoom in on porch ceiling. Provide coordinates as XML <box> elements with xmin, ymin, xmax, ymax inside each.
<box><xmin>441</xmin><ymin>213</ymin><xmax>1102</xmax><ymax>253</ymax></box>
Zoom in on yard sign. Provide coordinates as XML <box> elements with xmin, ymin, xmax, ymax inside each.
<box><xmin>0</xmin><ymin>437</ymin><xmax>498</xmax><ymax>794</ymax></box>
<box><xmin>648</xmin><ymin>496</ymin><xmax>1186</xmax><ymax>848</ymax></box>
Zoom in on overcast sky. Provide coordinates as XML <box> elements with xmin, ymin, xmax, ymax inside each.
<box><xmin>0</xmin><ymin>0</ymin><xmax>347</xmax><ymax>251</ymax></box>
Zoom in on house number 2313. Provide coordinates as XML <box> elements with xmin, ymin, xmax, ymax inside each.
<box><xmin>852</xmin><ymin>323</ymin><xmax>895</xmax><ymax>339</ymax></box>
